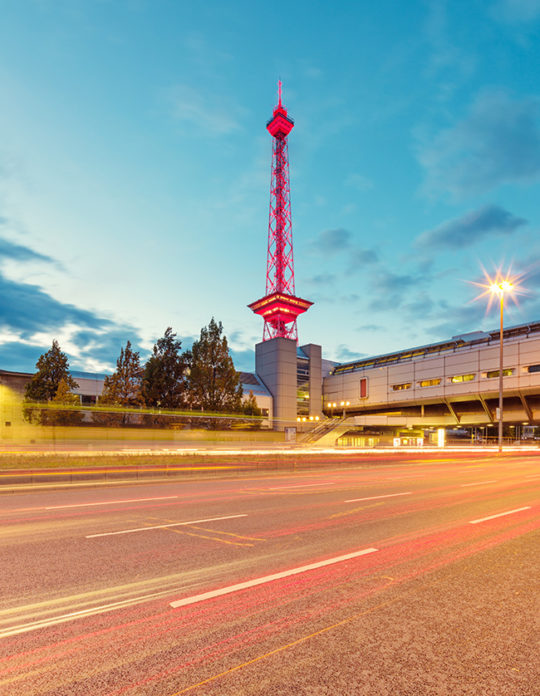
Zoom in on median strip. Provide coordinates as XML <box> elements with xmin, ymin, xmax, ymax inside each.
<box><xmin>469</xmin><ymin>506</ymin><xmax>532</xmax><ymax>525</ymax></box>
<box><xmin>86</xmin><ymin>514</ymin><xmax>247</xmax><ymax>538</ymax></box>
<box><xmin>170</xmin><ymin>547</ymin><xmax>378</xmax><ymax>608</ymax></box>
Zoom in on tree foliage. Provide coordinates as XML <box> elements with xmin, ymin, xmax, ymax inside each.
<box><xmin>143</xmin><ymin>327</ymin><xmax>188</xmax><ymax>409</ymax></box>
<box><xmin>25</xmin><ymin>340</ymin><xmax>78</xmax><ymax>402</ymax></box>
<box><xmin>187</xmin><ymin>318</ymin><xmax>243</xmax><ymax>414</ymax></box>
<box><xmin>242</xmin><ymin>391</ymin><xmax>262</xmax><ymax>417</ymax></box>
<box><xmin>24</xmin><ymin>341</ymin><xmax>79</xmax><ymax>424</ymax></box>
<box><xmin>48</xmin><ymin>377</ymin><xmax>84</xmax><ymax>426</ymax></box>
<box><xmin>94</xmin><ymin>341</ymin><xmax>143</xmax><ymax>425</ymax></box>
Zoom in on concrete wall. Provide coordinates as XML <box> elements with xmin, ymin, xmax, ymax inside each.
<box><xmin>255</xmin><ymin>337</ymin><xmax>297</xmax><ymax>429</ymax></box>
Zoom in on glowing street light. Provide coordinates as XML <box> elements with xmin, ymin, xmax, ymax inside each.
<box><xmin>490</xmin><ymin>279</ymin><xmax>514</xmax><ymax>452</ymax></box>
<box><xmin>471</xmin><ymin>267</ymin><xmax>524</xmax><ymax>451</ymax></box>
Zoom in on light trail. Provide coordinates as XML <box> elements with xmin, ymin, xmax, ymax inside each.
<box><xmin>460</xmin><ymin>480</ymin><xmax>498</xmax><ymax>487</ymax></box>
<box><xmin>170</xmin><ymin>548</ymin><xmax>378</xmax><ymax>608</ymax></box>
<box><xmin>0</xmin><ymin>587</ymin><xmax>179</xmax><ymax>640</ymax></box>
<box><xmin>85</xmin><ymin>514</ymin><xmax>247</xmax><ymax>538</ymax></box>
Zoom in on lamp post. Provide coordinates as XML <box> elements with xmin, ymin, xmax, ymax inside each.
<box><xmin>490</xmin><ymin>280</ymin><xmax>513</xmax><ymax>453</ymax></box>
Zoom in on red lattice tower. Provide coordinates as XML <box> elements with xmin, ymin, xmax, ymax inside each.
<box><xmin>249</xmin><ymin>82</ymin><xmax>312</xmax><ymax>341</ymax></box>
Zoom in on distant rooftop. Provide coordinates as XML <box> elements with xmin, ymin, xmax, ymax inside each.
<box><xmin>238</xmin><ymin>371</ymin><xmax>271</xmax><ymax>397</ymax></box>
<box><xmin>71</xmin><ymin>370</ymin><xmax>108</xmax><ymax>381</ymax></box>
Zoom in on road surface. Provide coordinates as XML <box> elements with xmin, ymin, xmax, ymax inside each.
<box><xmin>0</xmin><ymin>453</ymin><xmax>538</xmax><ymax>694</ymax></box>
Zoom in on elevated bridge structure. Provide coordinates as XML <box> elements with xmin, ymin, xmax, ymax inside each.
<box><xmin>323</xmin><ymin>321</ymin><xmax>540</xmax><ymax>430</ymax></box>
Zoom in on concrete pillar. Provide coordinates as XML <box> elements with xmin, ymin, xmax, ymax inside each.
<box><xmin>255</xmin><ymin>338</ymin><xmax>297</xmax><ymax>429</ymax></box>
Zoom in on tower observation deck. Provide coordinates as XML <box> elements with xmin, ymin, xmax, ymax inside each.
<box><xmin>249</xmin><ymin>82</ymin><xmax>312</xmax><ymax>341</ymax></box>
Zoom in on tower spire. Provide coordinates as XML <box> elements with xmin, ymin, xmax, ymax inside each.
<box><xmin>248</xmin><ymin>83</ymin><xmax>312</xmax><ymax>341</ymax></box>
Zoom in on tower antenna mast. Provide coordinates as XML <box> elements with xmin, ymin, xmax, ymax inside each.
<box><xmin>249</xmin><ymin>83</ymin><xmax>312</xmax><ymax>341</ymax></box>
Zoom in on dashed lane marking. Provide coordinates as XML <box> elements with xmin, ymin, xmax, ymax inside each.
<box><xmin>170</xmin><ymin>547</ymin><xmax>378</xmax><ymax>609</ymax></box>
<box><xmin>85</xmin><ymin>514</ymin><xmax>247</xmax><ymax>538</ymax></box>
<box><xmin>345</xmin><ymin>492</ymin><xmax>412</xmax><ymax>503</ymax></box>
<box><xmin>46</xmin><ymin>496</ymin><xmax>178</xmax><ymax>510</ymax></box>
<box><xmin>469</xmin><ymin>506</ymin><xmax>532</xmax><ymax>524</ymax></box>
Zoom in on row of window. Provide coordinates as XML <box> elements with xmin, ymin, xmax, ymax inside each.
<box><xmin>391</xmin><ymin>368</ymin><xmax>518</xmax><ymax>391</ymax></box>
<box><xmin>330</xmin><ymin>365</ymin><xmax>540</xmax><ymax>404</ymax></box>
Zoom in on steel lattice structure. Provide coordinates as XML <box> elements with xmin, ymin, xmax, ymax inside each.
<box><xmin>266</xmin><ymin>121</ymin><xmax>294</xmax><ymax>296</ymax></box>
<box><xmin>249</xmin><ymin>83</ymin><xmax>312</xmax><ymax>341</ymax></box>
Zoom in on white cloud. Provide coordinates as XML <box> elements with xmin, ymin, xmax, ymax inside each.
<box><xmin>417</xmin><ymin>89</ymin><xmax>540</xmax><ymax>199</ymax></box>
<box><xmin>169</xmin><ymin>84</ymin><xmax>245</xmax><ymax>136</ymax></box>
<box><xmin>346</xmin><ymin>173</ymin><xmax>373</xmax><ymax>192</ymax></box>
<box><xmin>492</xmin><ymin>0</ymin><xmax>540</xmax><ymax>23</ymax></box>
<box><xmin>415</xmin><ymin>205</ymin><xmax>527</xmax><ymax>249</ymax></box>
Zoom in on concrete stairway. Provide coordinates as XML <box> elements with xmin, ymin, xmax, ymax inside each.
<box><xmin>299</xmin><ymin>417</ymin><xmax>352</xmax><ymax>446</ymax></box>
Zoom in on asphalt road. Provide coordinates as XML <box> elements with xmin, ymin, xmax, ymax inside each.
<box><xmin>0</xmin><ymin>453</ymin><xmax>538</xmax><ymax>695</ymax></box>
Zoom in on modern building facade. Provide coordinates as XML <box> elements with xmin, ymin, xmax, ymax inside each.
<box><xmin>322</xmin><ymin>321</ymin><xmax>540</xmax><ymax>435</ymax></box>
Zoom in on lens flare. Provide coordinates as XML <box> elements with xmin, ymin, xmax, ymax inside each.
<box><xmin>469</xmin><ymin>265</ymin><xmax>526</xmax><ymax>315</ymax></box>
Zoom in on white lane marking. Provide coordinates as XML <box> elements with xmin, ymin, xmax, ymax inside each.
<box><xmin>268</xmin><ymin>482</ymin><xmax>334</xmax><ymax>490</ymax></box>
<box><xmin>460</xmin><ymin>480</ymin><xmax>498</xmax><ymax>487</ymax></box>
<box><xmin>170</xmin><ymin>547</ymin><xmax>378</xmax><ymax>608</ymax></box>
<box><xmin>469</xmin><ymin>506</ymin><xmax>532</xmax><ymax>525</ymax></box>
<box><xmin>46</xmin><ymin>496</ymin><xmax>178</xmax><ymax>510</ymax></box>
<box><xmin>86</xmin><ymin>514</ymin><xmax>247</xmax><ymax>538</ymax></box>
<box><xmin>344</xmin><ymin>492</ymin><xmax>412</xmax><ymax>503</ymax></box>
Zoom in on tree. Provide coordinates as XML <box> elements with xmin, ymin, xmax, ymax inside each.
<box><xmin>187</xmin><ymin>318</ymin><xmax>243</xmax><ymax>417</ymax></box>
<box><xmin>25</xmin><ymin>340</ymin><xmax>78</xmax><ymax>402</ymax></box>
<box><xmin>240</xmin><ymin>390</ymin><xmax>263</xmax><ymax>430</ymax></box>
<box><xmin>24</xmin><ymin>340</ymin><xmax>79</xmax><ymax>424</ymax></box>
<box><xmin>94</xmin><ymin>341</ymin><xmax>143</xmax><ymax>426</ymax></box>
<box><xmin>242</xmin><ymin>391</ymin><xmax>262</xmax><ymax>417</ymax></box>
<box><xmin>49</xmin><ymin>377</ymin><xmax>84</xmax><ymax>426</ymax></box>
<box><xmin>143</xmin><ymin>327</ymin><xmax>188</xmax><ymax>409</ymax></box>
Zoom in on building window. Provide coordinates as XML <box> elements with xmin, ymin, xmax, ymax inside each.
<box><xmin>485</xmin><ymin>369</ymin><xmax>514</xmax><ymax>378</ymax></box>
<box><xmin>360</xmin><ymin>378</ymin><xmax>368</xmax><ymax>398</ymax></box>
<box><xmin>450</xmin><ymin>374</ymin><xmax>475</xmax><ymax>383</ymax></box>
<box><xmin>418</xmin><ymin>378</ymin><xmax>441</xmax><ymax>387</ymax></box>
<box><xmin>527</xmin><ymin>364</ymin><xmax>540</xmax><ymax>373</ymax></box>
<box><xmin>81</xmin><ymin>394</ymin><xmax>97</xmax><ymax>405</ymax></box>
<box><xmin>392</xmin><ymin>383</ymin><xmax>411</xmax><ymax>391</ymax></box>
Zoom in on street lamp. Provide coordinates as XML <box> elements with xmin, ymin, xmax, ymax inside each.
<box><xmin>490</xmin><ymin>279</ymin><xmax>513</xmax><ymax>452</ymax></box>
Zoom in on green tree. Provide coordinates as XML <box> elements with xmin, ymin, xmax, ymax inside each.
<box><xmin>240</xmin><ymin>390</ymin><xmax>262</xmax><ymax>430</ymax></box>
<box><xmin>49</xmin><ymin>377</ymin><xmax>84</xmax><ymax>426</ymax></box>
<box><xmin>94</xmin><ymin>341</ymin><xmax>143</xmax><ymax>426</ymax></box>
<box><xmin>187</xmin><ymin>318</ymin><xmax>243</xmax><ymax>417</ymax></box>
<box><xmin>24</xmin><ymin>341</ymin><xmax>79</xmax><ymax>424</ymax></box>
<box><xmin>25</xmin><ymin>340</ymin><xmax>78</xmax><ymax>402</ymax></box>
<box><xmin>143</xmin><ymin>327</ymin><xmax>188</xmax><ymax>409</ymax></box>
<box><xmin>242</xmin><ymin>391</ymin><xmax>262</xmax><ymax>417</ymax></box>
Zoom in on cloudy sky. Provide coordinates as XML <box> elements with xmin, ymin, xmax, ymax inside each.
<box><xmin>1</xmin><ymin>0</ymin><xmax>540</xmax><ymax>373</ymax></box>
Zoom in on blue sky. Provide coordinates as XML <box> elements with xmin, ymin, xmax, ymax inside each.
<box><xmin>1</xmin><ymin>0</ymin><xmax>540</xmax><ymax>373</ymax></box>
